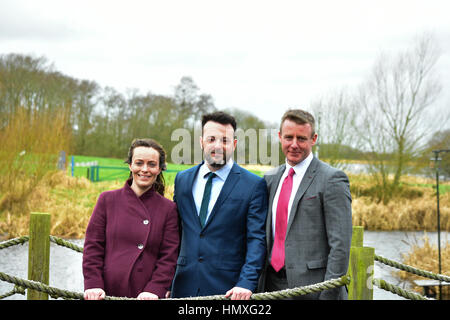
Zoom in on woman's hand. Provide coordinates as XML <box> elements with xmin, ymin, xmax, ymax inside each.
<box><xmin>137</xmin><ymin>292</ymin><xmax>159</xmax><ymax>300</ymax></box>
<box><xmin>84</xmin><ymin>288</ymin><xmax>106</xmax><ymax>300</ymax></box>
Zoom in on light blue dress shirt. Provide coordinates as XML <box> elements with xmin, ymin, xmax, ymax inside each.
<box><xmin>192</xmin><ymin>158</ymin><xmax>234</xmax><ymax>224</ymax></box>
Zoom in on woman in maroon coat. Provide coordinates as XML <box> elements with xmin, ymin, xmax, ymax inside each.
<box><xmin>83</xmin><ymin>138</ymin><xmax>180</xmax><ymax>300</ymax></box>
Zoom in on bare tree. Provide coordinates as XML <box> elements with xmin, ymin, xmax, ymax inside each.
<box><xmin>354</xmin><ymin>33</ymin><xmax>445</xmax><ymax>202</ymax></box>
<box><xmin>174</xmin><ymin>76</ymin><xmax>216</xmax><ymax>124</ymax></box>
<box><xmin>72</xmin><ymin>79</ymin><xmax>100</xmax><ymax>154</ymax></box>
<box><xmin>310</xmin><ymin>87</ymin><xmax>357</xmax><ymax>169</ymax></box>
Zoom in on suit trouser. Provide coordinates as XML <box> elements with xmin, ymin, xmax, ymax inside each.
<box><xmin>264</xmin><ymin>266</ymin><xmax>303</xmax><ymax>300</ymax></box>
<box><xmin>265</xmin><ymin>265</ymin><xmax>321</xmax><ymax>300</ymax></box>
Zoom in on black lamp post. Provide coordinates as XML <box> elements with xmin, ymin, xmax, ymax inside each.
<box><xmin>431</xmin><ymin>149</ymin><xmax>450</xmax><ymax>300</ymax></box>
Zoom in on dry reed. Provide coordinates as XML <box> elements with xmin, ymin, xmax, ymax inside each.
<box><xmin>396</xmin><ymin>233</ymin><xmax>450</xmax><ymax>299</ymax></box>
<box><xmin>0</xmin><ymin>107</ymin><xmax>72</xmax><ymax>214</ymax></box>
<box><xmin>352</xmin><ymin>188</ymin><xmax>450</xmax><ymax>231</ymax></box>
<box><xmin>0</xmin><ymin>172</ymin><xmax>176</xmax><ymax>239</ymax></box>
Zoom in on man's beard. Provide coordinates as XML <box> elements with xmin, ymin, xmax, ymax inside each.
<box><xmin>204</xmin><ymin>150</ymin><xmax>230</xmax><ymax>169</ymax></box>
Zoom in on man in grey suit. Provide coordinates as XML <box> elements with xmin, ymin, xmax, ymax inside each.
<box><xmin>258</xmin><ymin>109</ymin><xmax>352</xmax><ymax>299</ymax></box>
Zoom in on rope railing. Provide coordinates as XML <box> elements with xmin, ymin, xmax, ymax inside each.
<box><xmin>0</xmin><ymin>269</ymin><xmax>349</xmax><ymax>300</ymax></box>
<box><xmin>49</xmin><ymin>235</ymin><xmax>83</xmax><ymax>253</ymax></box>
<box><xmin>372</xmin><ymin>278</ymin><xmax>433</xmax><ymax>300</ymax></box>
<box><xmin>1</xmin><ymin>234</ymin><xmax>447</xmax><ymax>300</ymax></box>
<box><xmin>0</xmin><ymin>285</ymin><xmax>25</xmax><ymax>300</ymax></box>
<box><xmin>374</xmin><ymin>254</ymin><xmax>450</xmax><ymax>283</ymax></box>
<box><xmin>372</xmin><ymin>253</ymin><xmax>450</xmax><ymax>300</ymax></box>
<box><xmin>0</xmin><ymin>235</ymin><xmax>349</xmax><ymax>300</ymax></box>
<box><xmin>0</xmin><ymin>236</ymin><xmax>29</xmax><ymax>250</ymax></box>
<box><xmin>0</xmin><ymin>235</ymin><xmax>83</xmax><ymax>252</ymax></box>
<box><xmin>180</xmin><ymin>276</ymin><xmax>351</xmax><ymax>300</ymax></box>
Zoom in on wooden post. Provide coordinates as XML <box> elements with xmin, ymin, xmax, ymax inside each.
<box><xmin>351</xmin><ymin>226</ymin><xmax>364</xmax><ymax>247</ymax></box>
<box><xmin>347</xmin><ymin>226</ymin><xmax>375</xmax><ymax>300</ymax></box>
<box><xmin>27</xmin><ymin>212</ymin><xmax>51</xmax><ymax>300</ymax></box>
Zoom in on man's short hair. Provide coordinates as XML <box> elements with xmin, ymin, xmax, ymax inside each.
<box><xmin>280</xmin><ymin>109</ymin><xmax>315</xmax><ymax>137</ymax></box>
<box><xmin>201</xmin><ymin>111</ymin><xmax>237</xmax><ymax>132</ymax></box>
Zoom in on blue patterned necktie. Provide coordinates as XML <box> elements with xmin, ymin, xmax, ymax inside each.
<box><xmin>199</xmin><ymin>172</ymin><xmax>216</xmax><ymax>228</ymax></box>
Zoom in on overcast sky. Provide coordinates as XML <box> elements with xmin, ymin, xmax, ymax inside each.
<box><xmin>1</xmin><ymin>0</ymin><xmax>450</xmax><ymax>125</ymax></box>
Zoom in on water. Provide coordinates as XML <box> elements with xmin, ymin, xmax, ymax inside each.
<box><xmin>343</xmin><ymin>163</ymin><xmax>449</xmax><ymax>181</ymax></box>
<box><xmin>0</xmin><ymin>239</ymin><xmax>84</xmax><ymax>300</ymax></box>
<box><xmin>364</xmin><ymin>231</ymin><xmax>449</xmax><ymax>300</ymax></box>
<box><xmin>0</xmin><ymin>231</ymin><xmax>448</xmax><ymax>300</ymax></box>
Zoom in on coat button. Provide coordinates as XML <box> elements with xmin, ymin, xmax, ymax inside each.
<box><xmin>137</xmin><ymin>244</ymin><xmax>144</xmax><ymax>250</ymax></box>
<box><xmin>198</xmin><ymin>257</ymin><xmax>204</xmax><ymax>262</ymax></box>
<box><xmin>143</xmin><ymin>219</ymin><xmax>149</xmax><ymax>225</ymax></box>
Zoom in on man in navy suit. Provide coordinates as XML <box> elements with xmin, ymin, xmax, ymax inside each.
<box><xmin>171</xmin><ymin>111</ymin><xmax>268</xmax><ymax>299</ymax></box>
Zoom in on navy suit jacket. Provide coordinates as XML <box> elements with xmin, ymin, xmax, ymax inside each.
<box><xmin>171</xmin><ymin>162</ymin><xmax>268</xmax><ymax>297</ymax></box>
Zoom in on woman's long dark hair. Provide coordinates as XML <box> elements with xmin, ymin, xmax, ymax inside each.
<box><xmin>125</xmin><ymin>138</ymin><xmax>167</xmax><ymax>196</ymax></box>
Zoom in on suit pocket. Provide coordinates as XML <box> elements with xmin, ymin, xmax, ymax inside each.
<box><xmin>301</xmin><ymin>193</ymin><xmax>322</xmax><ymax>211</ymax></box>
<box><xmin>307</xmin><ymin>258</ymin><xmax>327</xmax><ymax>270</ymax></box>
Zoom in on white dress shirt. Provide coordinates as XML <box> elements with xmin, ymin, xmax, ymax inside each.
<box><xmin>192</xmin><ymin>158</ymin><xmax>234</xmax><ymax>224</ymax></box>
<box><xmin>271</xmin><ymin>152</ymin><xmax>314</xmax><ymax>237</ymax></box>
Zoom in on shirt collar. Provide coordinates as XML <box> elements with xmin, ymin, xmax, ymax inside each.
<box><xmin>199</xmin><ymin>158</ymin><xmax>234</xmax><ymax>181</ymax></box>
<box><xmin>285</xmin><ymin>152</ymin><xmax>314</xmax><ymax>176</ymax></box>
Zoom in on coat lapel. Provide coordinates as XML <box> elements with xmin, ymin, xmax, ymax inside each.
<box><xmin>286</xmin><ymin>157</ymin><xmax>319</xmax><ymax>236</ymax></box>
<box><xmin>184</xmin><ymin>164</ymin><xmax>202</xmax><ymax>228</ymax></box>
<box><xmin>203</xmin><ymin>162</ymin><xmax>240</xmax><ymax>229</ymax></box>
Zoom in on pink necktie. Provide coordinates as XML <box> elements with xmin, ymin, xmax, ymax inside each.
<box><xmin>271</xmin><ymin>167</ymin><xmax>295</xmax><ymax>272</ymax></box>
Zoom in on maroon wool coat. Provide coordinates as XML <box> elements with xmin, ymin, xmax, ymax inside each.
<box><xmin>82</xmin><ymin>180</ymin><xmax>180</xmax><ymax>298</ymax></box>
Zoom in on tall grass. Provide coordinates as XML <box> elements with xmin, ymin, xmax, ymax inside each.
<box><xmin>0</xmin><ymin>171</ymin><xmax>175</xmax><ymax>239</ymax></box>
<box><xmin>396</xmin><ymin>233</ymin><xmax>450</xmax><ymax>299</ymax></box>
<box><xmin>352</xmin><ymin>194</ymin><xmax>450</xmax><ymax>231</ymax></box>
<box><xmin>350</xmin><ymin>173</ymin><xmax>450</xmax><ymax>231</ymax></box>
<box><xmin>1</xmin><ymin>171</ymin><xmax>107</xmax><ymax>238</ymax></box>
<box><xmin>0</xmin><ymin>108</ymin><xmax>71</xmax><ymax>214</ymax></box>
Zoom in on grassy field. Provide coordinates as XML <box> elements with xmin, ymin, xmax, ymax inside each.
<box><xmin>69</xmin><ymin>155</ymin><xmax>195</xmax><ymax>186</ymax></box>
<box><xmin>69</xmin><ymin>155</ymin><xmax>267</xmax><ymax>186</ymax></box>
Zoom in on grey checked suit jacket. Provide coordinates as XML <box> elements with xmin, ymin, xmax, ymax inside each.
<box><xmin>258</xmin><ymin>156</ymin><xmax>352</xmax><ymax>299</ymax></box>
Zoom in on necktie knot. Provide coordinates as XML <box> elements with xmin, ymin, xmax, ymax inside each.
<box><xmin>288</xmin><ymin>167</ymin><xmax>295</xmax><ymax>177</ymax></box>
<box><xmin>205</xmin><ymin>172</ymin><xmax>216</xmax><ymax>180</ymax></box>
